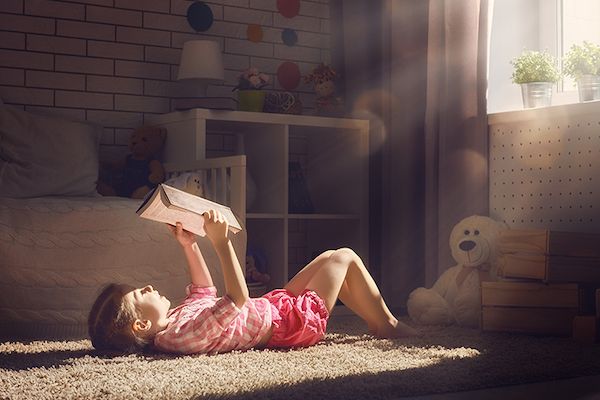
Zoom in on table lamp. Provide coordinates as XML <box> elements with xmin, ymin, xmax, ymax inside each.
<box><xmin>177</xmin><ymin>40</ymin><xmax>224</xmax><ymax>97</ymax></box>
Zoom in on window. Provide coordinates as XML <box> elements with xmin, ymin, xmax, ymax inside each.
<box><xmin>488</xmin><ymin>0</ymin><xmax>600</xmax><ymax>113</ymax></box>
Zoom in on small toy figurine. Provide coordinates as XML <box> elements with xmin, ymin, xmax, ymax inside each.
<box><xmin>233</xmin><ymin>67</ymin><xmax>270</xmax><ymax>91</ymax></box>
<box><xmin>304</xmin><ymin>63</ymin><xmax>344</xmax><ymax>116</ymax></box>
<box><xmin>245</xmin><ymin>248</ymin><xmax>271</xmax><ymax>285</ymax></box>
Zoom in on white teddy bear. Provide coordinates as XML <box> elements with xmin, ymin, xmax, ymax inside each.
<box><xmin>164</xmin><ymin>172</ymin><xmax>206</xmax><ymax>197</ymax></box>
<box><xmin>407</xmin><ymin>215</ymin><xmax>507</xmax><ymax>328</ymax></box>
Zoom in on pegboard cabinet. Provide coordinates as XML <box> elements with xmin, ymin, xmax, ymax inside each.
<box><xmin>489</xmin><ymin>101</ymin><xmax>600</xmax><ymax>231</ymax></box>
<box><xmin>147</xmin><ymin>109</ymin><xmax>370</xmax><ymax>290</ymax></box>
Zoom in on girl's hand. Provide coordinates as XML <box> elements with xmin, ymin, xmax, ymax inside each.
<box><xmin>167</xmin><ymin>222</ymin><xmax>196</xmax><ymax>248</ymax></box>
<box><xmin>203</xmin><ymin>209</ymin><xmax>229</xmax><ymax>245</ymax></box>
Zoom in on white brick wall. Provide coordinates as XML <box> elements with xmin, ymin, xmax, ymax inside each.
<box><xmin>0</xmin><ymin>0</ymin><xmax>332</xmax><ymax>159</ymax></box>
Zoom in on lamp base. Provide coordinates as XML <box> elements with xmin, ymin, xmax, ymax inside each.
<box><xmin>174</xmin><ymin>97</ymin><xmax>237</xmax><ymax>111</ymax></box>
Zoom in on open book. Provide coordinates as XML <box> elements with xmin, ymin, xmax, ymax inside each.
<box><xmin>136</xmin><ymin>184</ymin><xmax>242</xmax><ymax>236</ymax></box>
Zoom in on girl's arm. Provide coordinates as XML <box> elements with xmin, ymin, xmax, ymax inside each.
<box><xmin>203</xmin><ymin>210</ymin><xmax>249</xmax><ymax>308</ymax></box>
<box><xmin>168</xmin><ymin>222</ymin><xmax>213</xmax><ymax>287</ymax></box>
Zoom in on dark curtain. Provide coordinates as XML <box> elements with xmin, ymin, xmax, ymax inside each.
<box><xmin>424</xmin><ymin>0</ymin><xmax>489</xmax><ymax>285</ymax></box>
<box><xmin>330</xmin><ymin>0</ymin><xmax>489</xmax><ymax>306</ymax></box>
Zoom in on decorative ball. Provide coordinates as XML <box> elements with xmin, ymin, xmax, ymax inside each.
<box><xmin>277</xmin><ymin>61</ymin><xmax>301</xmax><ymax>91</ymax></box>
<box><xmin>186</xmin><ymin>1</ymin><xmax>213</xmax><ymax>32</ymax></box>
<box><xmin>277</xmin><ymin>0</ymin><xmax>300</xmax><ymax>18</ymax></box>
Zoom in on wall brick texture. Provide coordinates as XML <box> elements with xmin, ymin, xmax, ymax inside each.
<box><xmin>0</xmin><ymin>0</ymin><xmax>332</xmax><ymax>160</ymax></box>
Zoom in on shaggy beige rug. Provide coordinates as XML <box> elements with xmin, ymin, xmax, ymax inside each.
<box><xmin>2</xmin><ymin>315</ymin><xmax>600</xmax><ymax>400</ymax></box>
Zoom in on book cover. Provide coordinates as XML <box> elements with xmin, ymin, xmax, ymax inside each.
<box><xmin>136</xmin><ymin>184</ymin><xmax>242</xmax><ymax>237</ymax></box>
<box><xmin>288</xmin><ymin>161</ymin><xmax>314</xmax><ymax>213</ymax></box>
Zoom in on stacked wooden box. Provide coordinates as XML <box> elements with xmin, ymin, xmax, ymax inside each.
<box><xmin>481</xmin><ymin>229</ymin><xmax>600</xmax><ymax>339</ymax></box>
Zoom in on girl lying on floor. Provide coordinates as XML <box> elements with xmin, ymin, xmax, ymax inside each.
<box><xmin>88</xmin><ymin>209</ymin><xmax>417</xmax><ymax>354</ymax></box>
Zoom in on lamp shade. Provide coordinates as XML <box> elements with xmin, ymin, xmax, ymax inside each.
<box><xmin>177</xmin><ymin>40</ymin><xmax>224</xmax><ymax>82</ymax></box>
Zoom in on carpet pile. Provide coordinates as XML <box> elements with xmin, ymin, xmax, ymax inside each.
<box><xmin>2</xmin><ymin>316</ymin><xmax>600</xmax><ymax>399</ymax></box>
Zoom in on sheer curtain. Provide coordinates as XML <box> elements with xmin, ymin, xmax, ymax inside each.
<box><xmin>331</xmin><ymin>0</ymin><xmax>490</xmax><ymax>305</ymax></box>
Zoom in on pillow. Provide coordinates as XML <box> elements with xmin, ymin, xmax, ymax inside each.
<box><xmin>0</xmin><ymin>105</ymin><xmax>102</xmax><ymax>197</ymax></box>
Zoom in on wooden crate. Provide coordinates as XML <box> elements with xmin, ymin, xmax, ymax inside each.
<box><xmin>497</xmin><ymin>253</ymin><xmax>600</xmax><ymax>283</ymax></box>
<box><xmin>482</xmin><ymin>281</ymin><xmax>580</xmax><ymax>308</ymax></box>
<box><xmin>572</xmin><ymin>315</ymin><xmax>600</xmax><ymax>344</ymax></box>
<box><xmin>482</xmin><ymin>307</ymin><xmax>578</xmax><ymax>336</ymax></box>
<box><xmin>481</xmin><ymin>281</ymin><xmax>580</xmax><ymax>336</ymax></box>
<box><xmin>496</xmin><ymin>229</ymin><xmax>600</xmax><ymax>283</ymax></box>
<box><xmin>497</xmin><ymin>229</ymin><xmax>600</xmax><ymax>257</ymax></box>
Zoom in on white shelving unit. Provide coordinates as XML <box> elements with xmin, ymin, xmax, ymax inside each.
<box><xmin>147</xmin><ymin>109</ymin><xmax>370</xmax><ymax>290</ymax></box>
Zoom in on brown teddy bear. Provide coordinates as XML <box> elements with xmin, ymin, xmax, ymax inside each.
<box><xmin>97</xmin><ymin>126</ymin><xmax>167</xmax><ymax>199</ymax></box>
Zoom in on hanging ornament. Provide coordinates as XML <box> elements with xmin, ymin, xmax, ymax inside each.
<box><xmin>282</xmin><ymin>28</ymin><xmax>298</xmax><ymax>46</ymax></box>
<box><xmin>277</xmin><ymin>0</ymin><xmax>300</xmax><ymax>18</ymax></box>
<box><xmin>277</xmin><ymin>61</ymin><xmax>301</xmax><ymax>91</ymax></box>
<box><xmin>186</xmin><ymin>1</ymin><xmax>214</xmax><ymax>32</ymax></box>
<box><xmin>247</xmin><ymin>24</ymin><xmax>263</xmax><ymax>43</ymax></box>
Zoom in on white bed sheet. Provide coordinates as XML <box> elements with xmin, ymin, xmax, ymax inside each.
<box><xmin>0</xmin><ymin>196</ymin><xmax>245</xmax><ymax>339</ymax></box>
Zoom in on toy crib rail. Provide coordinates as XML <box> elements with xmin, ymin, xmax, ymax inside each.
<box><xmin>163</xmin><ymin>155</ymin><xmax>246</xmax><ymax>225</ymax></box>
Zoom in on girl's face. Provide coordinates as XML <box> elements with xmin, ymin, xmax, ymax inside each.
<box><xmin>125</xmin><ymin>285</ymin><xmax>171</xmax><ymax>328</ymax></box>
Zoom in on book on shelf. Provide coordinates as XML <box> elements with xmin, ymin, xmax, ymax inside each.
<box><xmin>173</xmin><ymin>97</ymin><xmax>237</xmax><ymax>111</ymax></box>
<box><xmin>136</xmin><ymin>184</ymin><xmax>242</xmax><ymax>237</ymax></box>
<box><xmin>288</xmin><ymin>161</ymin><xmax>314</xmax><ymax>213</ymax></box>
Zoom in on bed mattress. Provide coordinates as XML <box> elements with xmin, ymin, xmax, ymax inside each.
<box><xmin>0</xmin><ymin>196</ymin><xmax>245</xmax><ymax>340</ymax></box>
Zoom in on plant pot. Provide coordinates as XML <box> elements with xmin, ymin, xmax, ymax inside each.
<box><xmin>237</xmin><ymin>90</ymin><xmax>266</xmax><ymax>112</ymax></box>
<box><xmin>520</xmin><ymin>82</ymin><xmax>553</xmax><ymax>109</ymax></box>
<box><xmin>577</xmin><ymin>74</ymin><xmax>600</xmax><ymax>102</ymax></box>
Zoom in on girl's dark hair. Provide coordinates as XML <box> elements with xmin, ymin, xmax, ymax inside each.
<box><xmin>87</xmin><ymin>283</ymin><xmax>151</xmax><ymax>353</ymax></box>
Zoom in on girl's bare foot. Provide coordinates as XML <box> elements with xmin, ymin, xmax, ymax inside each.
<box><xmin>375</xmin><ymin>319</ymin><xmax>418</xmax><ymax>338</ymax></box>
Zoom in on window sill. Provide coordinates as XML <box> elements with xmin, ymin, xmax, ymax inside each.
<box><xmin>488</xmin><ymin>99</ymin><xmax>600</xmax><ymax>125</ymax></box>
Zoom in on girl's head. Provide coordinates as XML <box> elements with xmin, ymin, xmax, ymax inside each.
<box><xmin>88</xmin><ymin>283</ymin><xmax>171</xmax><ymax>352</ymax></box>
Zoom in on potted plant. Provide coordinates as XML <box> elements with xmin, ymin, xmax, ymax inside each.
<box><xmin>511</xmin><ymin>50</ymin><xmax>560</xmax><ymax>109</ymax></box>
<box><xmin>233</xmin><ymin>67</ymin><xmax>270</xmax><ymax>112</ymax></box>
<box><xmin>563</xmin><ymin>41</ymin><xmax>600</xmax><ymax>102</ymax></box>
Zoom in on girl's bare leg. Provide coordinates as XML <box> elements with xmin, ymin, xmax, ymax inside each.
<box><xmin>284</xmin><ymin>250</ymin><xmax>336</xmax><ymax>295</ymax></box>
<box><xmin>285</xmin><ymin>248</ymin><xmax>417</xmax><ymax>338</ymax></box>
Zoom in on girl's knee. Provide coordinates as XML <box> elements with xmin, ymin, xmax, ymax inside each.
<box><xmin>329</xmin><ymin>248</ymin><xmax>357</xmax><ymax>264</ymax></box>
<box><xmin>320</xmin><ymin>250</ymin><xmax>336</xmax><ymax>258</ymax></box>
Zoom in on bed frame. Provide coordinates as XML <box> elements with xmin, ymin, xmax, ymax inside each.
<box><xmin>163</xmin><ymin>155</ymin><xmax>247</xmax><ymax>225</ymax></box>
